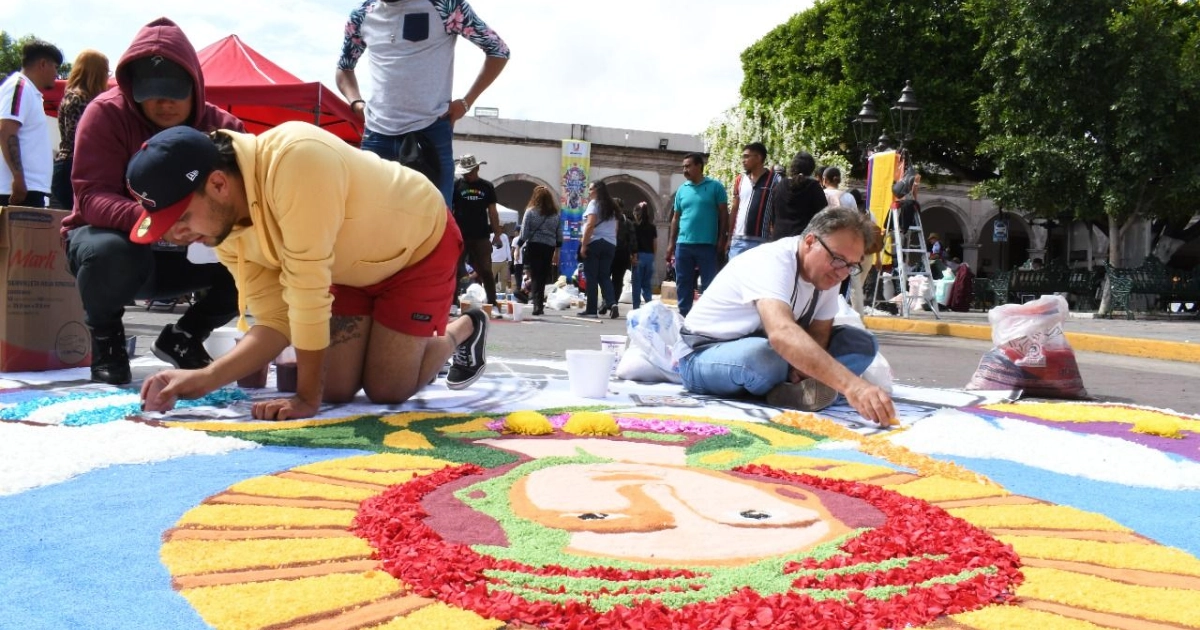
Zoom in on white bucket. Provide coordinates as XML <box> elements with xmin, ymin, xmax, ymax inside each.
<box><xmin>599</xmin><ymin>334</ymin><xmax>628</xmax><ymax>376</ymax></box>
<box><xmin>510</xmin><ymin>302</ymin><xmax>529</xmax><ymax>322</ymax></box>
<box><xmin>565</xmin><ymin>349</ymin><xmax>616</xmax><ymax>399</ymax></box>
<box><xmin>203</xmin><ymin>326</ymin><xmax>241</xmax><ymax>359</ymax></box>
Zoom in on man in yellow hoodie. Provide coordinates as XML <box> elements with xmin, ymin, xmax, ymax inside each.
<box><xmin>131</xmin><ymin>122</ymin><xmax>488</xmax><ymax>420</ymax></box>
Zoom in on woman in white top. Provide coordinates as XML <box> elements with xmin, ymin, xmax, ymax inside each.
<box><xmin>578</xmin><ymin>181</ymin><xmax>618</xmax><ymax>317</ymax></box>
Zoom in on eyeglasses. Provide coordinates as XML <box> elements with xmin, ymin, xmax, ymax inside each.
<box><xmin>813</xmin><ymin>235</ymin><xmax>863</xmax><ymax>276</ymax></box>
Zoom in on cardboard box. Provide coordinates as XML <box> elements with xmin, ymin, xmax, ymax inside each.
<box><xmin>0</xmin><ymin>207</ymin><xmax>90</xmax><ymax>371</ymax></box>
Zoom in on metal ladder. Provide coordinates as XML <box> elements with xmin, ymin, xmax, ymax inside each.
<box><xmin>872</xmin><ymin>207</ymin><xmax>940</xmax><ymax>318</ymax></box>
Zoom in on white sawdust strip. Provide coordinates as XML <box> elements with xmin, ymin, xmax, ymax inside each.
<box><xmin>0</xmin><ymin>421</ymin><xmax>258</xmax><ymax>496</ymax></box>
<box><xmin>888</xmin><ymin>409</ymin><xmax>1200</xmax><ymax>490</ymax></box>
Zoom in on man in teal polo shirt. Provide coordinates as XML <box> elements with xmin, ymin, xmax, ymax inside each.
<box><xmin>667</xmin><ymin>152</ymin><xmax>728</xmax><ymax>316</ymax></box>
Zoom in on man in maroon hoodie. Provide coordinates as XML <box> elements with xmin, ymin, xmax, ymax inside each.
<box><xmin>62</xmin><ymin>17</ymin><xmax>243</xmax><ymax>385</ymax></box>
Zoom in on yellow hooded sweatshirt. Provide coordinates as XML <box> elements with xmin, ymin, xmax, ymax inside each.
<box><xmin>214</xmin><ymin>121</ymin><xmax>447</xmax><ymax>351</ymax></box>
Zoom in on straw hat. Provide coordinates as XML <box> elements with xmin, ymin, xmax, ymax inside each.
<box><xmin>455</xmin><ymin>154</ymin><xmax>487</xmax><ymax>176</ymax></box>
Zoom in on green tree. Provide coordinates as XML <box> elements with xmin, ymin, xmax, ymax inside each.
<box><xmin>1</xmin><ymin>31</ymin><xmax>70</xmax><ymax>77</ymax></box>
<box><xmin>736</xmin><ymin>0</ymin><xmax>992</xmax><ymax>181</ymax></box>
<box><xmin>702</xmin><ymin>98</ymin><xmax>849</xmax><ymax>190</ymax></box>
<box><xmin>969</xmin><ymin>0</ymin><xmax>1200</xmax><ymax>314</ymax></box>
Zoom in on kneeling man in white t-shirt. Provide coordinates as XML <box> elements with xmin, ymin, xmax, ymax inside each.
<box><xmin>674</xmin><ymin>206</ymin><xmax>895</xmax><ymax>426</ymax></box>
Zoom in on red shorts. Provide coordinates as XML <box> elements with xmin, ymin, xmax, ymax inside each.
<box><xmin>330</xmin><ymin>212</ymin><xmax>462</xmax><ymax>336</ymax></box>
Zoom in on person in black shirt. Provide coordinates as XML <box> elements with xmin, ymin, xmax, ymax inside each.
<box><xmin>452</xmin><ymin>154</ymin><xmax>503</xmax><ymax>312</ymax></box>
<box><xmin>769</xmin><ymin>151</ymin><xmax>828</xmax><ymax>240</ymax></box>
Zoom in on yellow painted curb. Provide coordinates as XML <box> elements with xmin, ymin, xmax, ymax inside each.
<box><xmin>862</xmin><ymin>317</ymin><xmax>1200</xmax><ymax>364</ymax></box>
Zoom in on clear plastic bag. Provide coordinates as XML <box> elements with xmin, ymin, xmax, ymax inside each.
<box><xmin>624</xmin><ymin>302</ymin><xmax>684</xmax><ymax>382</ymax></box>
<box><xmin>966</xmin><ymin>295</ymin><xmax>1088</xmax><ymax>398</ymax></box>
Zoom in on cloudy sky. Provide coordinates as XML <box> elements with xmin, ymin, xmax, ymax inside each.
<box><xmin>3</xmin><ymin>0</ymin><xmax>809</xmax><ymax>135</ymax></box>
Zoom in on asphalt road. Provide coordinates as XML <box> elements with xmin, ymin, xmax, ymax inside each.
<box><xmin>124</xmin><ymin>307</ymin><xmax>1200</xmax><ymax>415</ymax></box>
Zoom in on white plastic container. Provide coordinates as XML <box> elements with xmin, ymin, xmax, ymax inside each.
<box><xmin>565</xmin><ymin>349</ymin><xmax>616</xmax><ymax>398</ymax></box>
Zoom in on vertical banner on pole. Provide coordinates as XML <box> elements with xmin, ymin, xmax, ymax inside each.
<box><xmin>865</xmin><ymin>150</ymin><xmax>898</xmax><ymax>228</ymax></box>
<box><xmin>558</xmin><ymin>140</ymin><xmax>591</xmax><ymax>277</ymax></box>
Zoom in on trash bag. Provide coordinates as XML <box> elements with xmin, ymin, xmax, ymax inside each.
<box><xmin>623</xmin><ymin>302</ymin><xmax>684</xmax><ymax>383</ymax></box>
<box><xmin>464</xmin><ymin>283</ymin><xmax>488</xmax><ymax>304</ymax></box>
<box><xmin>966</xmin><ymin>295</ymin><xmax>1088</xmax><ymax>399</ymax></box>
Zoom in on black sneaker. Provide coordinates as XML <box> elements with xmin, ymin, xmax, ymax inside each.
<box><xmin>152</xmin><ymin>324</ymin><xmax>213</xmax><ymax>370</ymax></box>
<box><xmin>446</xmin><ymin>309</ymin><xmax>488</xmax><ymax>390</ymax></box>
<box><xmin>576</xmin><ymin>310</ymin><xmax>599</xmax><ymax>318</ymax></box>
<box><xmin>90</xmin><ymin>329</ymin><xmax>131</xmax><ymax>385</ymax></box>
<box><xmin>766</xmin><ymin>379</ymin><xmax>839</xmax><ymax>412</ymax></box>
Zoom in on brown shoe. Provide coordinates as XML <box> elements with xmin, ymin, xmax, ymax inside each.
<box><xmin>766</xmin><ymin>379</ymin><xmax>838</xmax><ymax>412</ymax></box>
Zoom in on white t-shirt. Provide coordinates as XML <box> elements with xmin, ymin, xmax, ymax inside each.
<box><xmin>674</xmin><ymin>236</ymin><xmax>839</xmax><ymax>360</ymax></box>
<box><xmin>491</xmin><ymin>232</ymin><xmax>511</xmax><ymax>263</ymax></box>
<box><xmin>733</xmin><ymin>173</ymin><xmax>754</xmax><ymax>236</ymax></box>
<box><xmin>583</xmin><ymin>200</ymin><xmax>617</xmax><ymax>244</ymax></box>
<box><xmin>0</xmin><ymin>71</ymin><xmax>53</xmax><ymax>195</ymax></box>
<box><xmin>823</xmin><ymin>188</ymin><xmax>857</xmax><ymax>211</ymax></box>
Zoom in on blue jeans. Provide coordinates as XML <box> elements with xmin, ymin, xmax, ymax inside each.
<box><xmin>360</xmin><ymin>117</ymin><xmax>454</xmax><ymax>207</ymax></box>
<box><xmin>678</xmin><ymin>326</ymin><xmax>878</xmax><ymax>397</ymax></box>
<box><xmin>728</xmin><ymin>235</ymin><xmax>766</xmax><ymax>260</ymax></box>
<box><xmin>582</xmin><ymin>239</ymin><xmax>615</xmax><ymax>314</ymax></box>
<box><xmin>632</xmin><ymin>251</ymin><xmax>655</xmax><ymax>308</ymax></box>
<box><xmin>674</xmin><ymin>242</ymin><xmax>717</xmax><ymax>316</ymax></box>
<box><xmin>51</xmin><ymin>158</ymin><xmax>73</xmax><ymax>209</ymax></box>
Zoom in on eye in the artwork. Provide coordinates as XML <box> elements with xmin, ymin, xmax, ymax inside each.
<box><xmin>739</xmin><ymin>509</ymin><xmax>772</xmax><ymax>520</ymax></box>
<box><xmin>578</xmin><ymin>513</ymin><xmax>609</xmax><ymax>520</ymax></box>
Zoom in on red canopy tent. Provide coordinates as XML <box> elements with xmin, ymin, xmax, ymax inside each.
<box><xmin>43</xmin><ymin>35</ymin><xmax>361</xmax><ymax>144</ymax></box>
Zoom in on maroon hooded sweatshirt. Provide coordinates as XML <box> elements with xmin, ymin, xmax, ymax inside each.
<box><xmin>62</xmin><ymin>17</ymin><xmax>244</xmax><ymax>237</ymax></box>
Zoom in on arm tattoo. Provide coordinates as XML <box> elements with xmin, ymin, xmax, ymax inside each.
<box><xmin>4</xmin><ymin>136</ymin><xmax>21</xmax><ymax>175</ymax></box>
<box><xmin>330</xmin><ymin>315</ymin><xmax>365</xmax><ymax>345</ymax></box>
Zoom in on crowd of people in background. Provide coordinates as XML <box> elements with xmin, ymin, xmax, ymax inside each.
<box><xmin>2</xmin><ymin>3</ymin><xmax>898</xmax><ymax>422</ymax></box>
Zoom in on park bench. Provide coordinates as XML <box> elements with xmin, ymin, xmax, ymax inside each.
<box><xmin>1068</xmin><ymin>267</ymin><xmax>1104</xmax><ymax>311</ymax></box>
<box><xmin>1106</xmin><ymin>256</ymin><xmax>1200</xmax><ymax>318</ymax></box>
<box><xmin>972</xmin><ymin>270</ymin><xmax>1011</xmax><ymax>311</ymax></box>
<box><xmin>1007</xmin><ymin>262</ymin><xmax>1071</xmax><ymax>303</ymax></box>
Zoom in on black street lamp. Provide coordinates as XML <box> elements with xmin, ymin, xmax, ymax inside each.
<box><xmin>852</xmin><ymin>95</ymin><xmax>879</xmax><ymax>163</ymax></box>
<box><xmin>889</xmin><ymin>80</ymin><xmax>921</xmax><ymax>152</ymax></box>
<box><xmin>852</xmin><ymin>81</ymin><xmax>922</xmax><ymax>162</ymax></box>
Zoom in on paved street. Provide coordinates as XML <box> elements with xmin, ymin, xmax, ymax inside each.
<box><xmin>122</xmin><ymin>302</ymin><xmax>1200</xmax><ymax>415</ymax></box>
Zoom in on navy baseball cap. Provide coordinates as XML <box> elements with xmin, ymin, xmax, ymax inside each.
<box><xmin>128</xmin><ymin>55</ymin><xmax>193</xmax><ymax>103</ymax></box>
<box><xmin>125</xmin><ymin>126</ymin><xmax>218</xmax><ymax>244</ymax></box>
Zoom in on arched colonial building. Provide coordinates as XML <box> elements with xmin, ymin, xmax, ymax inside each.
<box><xmin>453</xmin><ymin>118</ymin><xmax>703</xmax><ymax>286</ymax></box>
<box><xmin>453</xmin><ymin>116</ymin><xmax>1174</xmax><ymax>287</ymax></box>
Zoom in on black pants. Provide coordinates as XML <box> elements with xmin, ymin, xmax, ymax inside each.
<box><xmin>525</xmin><ymin>242</ymin><xmax>556</xmax><ymax>312</ymax></box>
<box><xmin>611</xmin><ymin>247</ymin><xmax>631</xmax><ymax>307</ymax></box>
<box><xmin>0</xmin><ymin>191</ymin><xmax>49</xmax><ymax>207</ymax></box>
<box><xmin>457</xmin><ymin>237</ymin><xmax>497</xmax><ymax>306</ymax></box>
<box><xmin>66</xmin><ymin>226</ymin><xmax>238</xmax><ymax>336</ymax></box>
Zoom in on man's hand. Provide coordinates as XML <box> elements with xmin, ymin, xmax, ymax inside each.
<box><xmin>443</xmin><ymin>98</ymin><xmax>470</xmax><ymax>123</ymax></box>
<box><xmin>251</xmin><ymin>395</ymin><xmax>321</xmax><ymax>421</ymax></box>
<box><xmin>666</xmin><ymin>244</ymin><xmax>675</xmax><ymax>262</ymax></box>
<box><xmin>9</xmin><ymin>180</ymin><xmax>26</xmax><ymax>205</ymax></box>
<box><xmin>842</xmin><ymin>380</ymin><xmax>897</xmax><ymax>427</ymax></box>
<box><xmin>141</xmin><ymin>369</ymin><xmax>218</xmax><ymax>413</ymax></box>
<box><xmin>491</xmin><ymin>232</ymin><xmax>502</xmax><ymax>247</ymax></box>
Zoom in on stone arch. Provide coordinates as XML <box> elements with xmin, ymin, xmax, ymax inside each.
<box><xmin>918</xmin><ymin>199</ymin><xmax>971</xmax><ymax>261</ymax></box>
<box><xmin>975</xmin><ymin>211</ymin><xmax>1033</xmax><ymax>274</ymax></box>
<box><xmin>596</xmin><ymin>174</ymin><xmax>662</xmax><ymax>219</ymax></box>
<box><xmin>492</xmin><ymin>173</ymin><xmax>557</xmax><ymax>214</ymax></box>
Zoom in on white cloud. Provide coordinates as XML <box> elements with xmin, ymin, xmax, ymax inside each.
<box><xmin>3</xmin><ymin>0</ymin><xmax>808</xmax><ymax>134</ymax></box>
